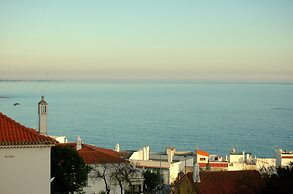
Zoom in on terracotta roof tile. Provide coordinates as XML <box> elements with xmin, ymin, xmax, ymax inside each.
<box><xmin>64</xmin><ymin>143</ymin><xmax>126</xmax><ymax>164</ymax></box>
<box><xmin>196</xmin><ymin>150</ymin><xmax>209</xmax><ymax>156</ymax></box>
<box><xmin>0</xmin><ymin>112</ymin><xmax>57</xmax><ymax>146</ymax></box>
<box><xmin>199</xmin><ymin>162</ymin><xmax>228</xmax><ymax>168</ymax></box>
<box><xmin>182</xmin><ymin>170</ymin><xmax>264</xmax><ymax>194</ymax></box>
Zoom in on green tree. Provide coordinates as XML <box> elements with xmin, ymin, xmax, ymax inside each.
<box><xmin>143</xmin><ymin>170</ymin><xmax>163</xmax><ymax>194</ymax></box>
<box><xmin>51</xmin><ymin>145</ymin><xmax>89</xmax><ymax>194</ymax></box>
<box><xmin>261</xmin><ymin>162</ymin><xmax>293</xmax><ymax>194</ymax></box>
<box><xmin>90</xmin><ymin>163</ymin><xmax>111</xmax><ymax>194</ymax></box>
<box><xmin>111</xmin><ymin>162</ymin><xmax>139</xmax><ymax>194</ymax></box>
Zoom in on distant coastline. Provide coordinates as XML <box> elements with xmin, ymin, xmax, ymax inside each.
<box><xmin>0</xmin><ymin>79</ymin><xmax>293</xmax><ymax>85</ymax></box>
<box><xmin>0</xmin><ymin>79</ymin><xmax>52</xmax><ymax>82</ymax></box>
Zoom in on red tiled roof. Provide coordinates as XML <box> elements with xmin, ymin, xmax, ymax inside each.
<box><xmin>65</xmin><ymin>143</ymin><xmax>126</xmax><ymax>164</ymax></box>
<box><xmin>0</xmin><ymin>112</ymin><xmax>57</xmax><ymax>146</ymax></box>
<box><xmin>281</xmin><ymin>156</ymin><xmax>293</xmax><ymax>159</ymax></box>
<box><xmin>182</xmin><ymin>170</ymin><xmax>264</xmax><ymax>194</ymax></box>
<box><xmin>196</xmin><ymin>150</ymin><xmax>209</xmax><ymax>156</ymax></box>
<box><xmin>199</xmin><ymin>162</ymin><xmax>228</xmax><ymax>168</ymax></box>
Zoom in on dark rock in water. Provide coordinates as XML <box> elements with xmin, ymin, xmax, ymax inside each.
<box><xmin>13</xmin><ymin>103</ymin><xmax>20</xmax><ymax>106</ymax></box>
<box><xmin>272</xmin><ymin>107</ymin><xmax>293</xmax><ymax>111</ymax></box>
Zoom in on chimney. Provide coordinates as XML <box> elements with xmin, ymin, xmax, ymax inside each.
<box><xmin>115</xmin><ymin>143</ymin><xmax>120</xmax><ymax>152</ymax></box>
<box><xmin>38</xmin><ymin>96</ymin><xmax>48</xmax><ymax>135</ymax></box>
<box><xmin>142</xmin><ymin>147</ymin><xmax>146</xmax><ymax>160</ymax></box>
<box><xmin>76</xmin><ymin>136</ymin><xmax>82</xmax><ymax>151</ymax></box>
<box><xmin>167</xmin><ymin>148</ymin><xmax>175</xmax><ymax>163</ymax></box>
<box><xmin>146</xmin><ymin>146</ymin><xmax>150</xmax><ymax>160</ymax></box>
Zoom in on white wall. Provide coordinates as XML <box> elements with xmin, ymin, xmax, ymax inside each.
<box><xmin>84</xmin><ymin>164</ymin><xmax>122</xmax><ymax>194</ymax></box>
<box><xmin>228</xmin><ymin>162</ymin><xmax>245</xmax><ymax>171</ymax></box>
<box><xmin>129</xmin><ymin>146</ymin><xmax>150</xmax><ymax>161</ymax></box>
<box><xmin>0</xmin><ymin>146</ymin><xmax>51</xmax><ymax>194</ymax></box>
<box><xmin>130</xmin><ymin>150</ymin><xmax>143</xmax><ymax>160</ymax></box>
<box><xmin>50</xmin><ymin>135</ymin><xmax>68</xmax><ymax>143</ymax></box>
<box><xmin>275</xmin><ymin>151</ymin><xmax>293</xmax><ymax>167</ymax></box>
<box><xmin>196</xmin><ymin>154</ymin><xmax>208</xmax><ymax>163</ymax></box>
<box><xmin>229</xmin><ymin>154</ymin><xmax>244</xmax><ymax>163</ymax></box>
<box><xmin>281</xmin><ymin>156</ymin><xmax>293</xmax><ymax>167</ymax></box>
<box><xmin>130</xmin><ymin>157</ymin><xmax>193</xmax><ymax>185</ymax></box>
<box><xmin>256</xmin><ymin>158</ymin><xmax>276</xmax><ymax>169</ymax></box>
<box><xmin>84</xmin><ymin>164</ymin><xmax>143</xmax><ymax>194</ymax></box>
<box><xmin>169</xmin><ymin>158</ymin><xmax>193</xmax><ymax>184</ymax></box>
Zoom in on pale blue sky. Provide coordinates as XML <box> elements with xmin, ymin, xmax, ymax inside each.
<box><xmin>0</xmin><ymin>0</ymin><xmax>292</xmax><ymax>80</ymax></box>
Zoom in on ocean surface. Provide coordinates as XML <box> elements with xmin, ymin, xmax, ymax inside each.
<box><xmin>0</xmin><ymin>80</ymin><xmax>293</xmax><ymax>157</ymax></box>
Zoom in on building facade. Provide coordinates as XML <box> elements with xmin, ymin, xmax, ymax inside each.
<box><xmin>66</xmin><ymin>140</ymin><xmax>144</xmax><ymax>194</ymax></box>
<box><xmin>275</xmin><ymin>148</ymin><xmax>293</xmax><ymax>168</ymax></box>
<box><xmin>0</xmin><ymin>112</ymin><xmax>56</xmax><ymax>194</ymax></box>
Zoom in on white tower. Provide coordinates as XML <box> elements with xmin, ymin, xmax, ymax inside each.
<box><xmin>115</xmin><ymin>143</ymin><xmax>120</xmax><ymax>152</ymax></box>
<box><xmin>76</xmin><ymin>136</ymin><xmax>82</xmax><ymax>151</ymax></box>
<box><xmin>38</xmin><ymin>96</ymin><xmax>48</xmax><ymax>135</ymax></box>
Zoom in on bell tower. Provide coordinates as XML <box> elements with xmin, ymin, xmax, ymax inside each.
<box><xmin>38</xmin><ymin>96</ymin><xmax>48</xmax><ymax>135</ymax></box>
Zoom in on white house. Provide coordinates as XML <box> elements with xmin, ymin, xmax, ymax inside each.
<box><xmin>195</xmin><ymin>149</ymin><xmax>229</xmax><ymax>171</ymax></box>
<box><xmin>255</xmin><ymin>157</ymin><xmax>276</xmax><ymax>170</ymax></box>
<box><xmin>65</xmin><ymin>139</ymin><xmax>144</xmax><ymax>194</ymax></box>
<box><xmin>0</xmin><ymin>112</ymin><xmax>56</xmax><ymax>194</ymax></box>
<box><xmin>129</xmin><ymin>147</ymin><xmax>194</xmax><ymax>185</ymax></box>
<box><xmin>275</xmin><ymin>148</ymin><xmax>293</xmax><ymax>168</ymax></box>
<box><xmin>227</xmin><ymin>148</ymin><xmax>276</xmax><ymax>171</ymax></box>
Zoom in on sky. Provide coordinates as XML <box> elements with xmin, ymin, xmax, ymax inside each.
<box><xmin>0</xmin><ymin>0</ymin><xmax>292</xmax><ymax>81</ymax></box>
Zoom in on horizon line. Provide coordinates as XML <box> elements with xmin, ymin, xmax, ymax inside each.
<box><xmin>1</xmin><ymin>79</ymin><xmax>293</xmax><ymax>84</ymax></box>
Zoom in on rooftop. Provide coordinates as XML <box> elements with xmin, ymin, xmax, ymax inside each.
<box><xmin>0</xmin><ymin>112</ymin><xmax>56</xmax><ymax>146</ymax></box>
<box><xmin>65</xmin><ymin>143</ymin><xmax>126</xmax><ymax>164</ymax></box>
<box><xmin>174</xmin><ymin>170</ymin><xmax>264</xmax><ymax>194</ymax></box>
<box><xmin>196</xmin><ymin>150</ymin><xmax>209</xmax><ymax>156</ymax></box>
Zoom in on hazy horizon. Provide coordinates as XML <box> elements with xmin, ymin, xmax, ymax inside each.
<box><xmin>1</xmin><ymin>1</ymin><xmax>292</xmax><ymax>81</ymax></box>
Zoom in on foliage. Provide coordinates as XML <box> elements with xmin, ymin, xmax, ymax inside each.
<box><xmin>51</xmin><ymin>145</ymin><xmax>90</xmax><ymax>194</ymax></box>
<box><xmin>261</xmin><ymin>162</ymin><xmax>293</xmax><ymax>194</ymax></box>
<box><xmin>111</xmin><ymin>162</ymin><xmax>139</xmax><ymax>194</ymax></box>
<box><xmin>143</xmin><ymin>170</ymin><xmax>164</xmax><ymax>194</ymax></box>
<box><xmin>90</xmin><ymin>162</ymin><xmax>139</xmax><ymax>194</ymax></box>
<box><xmin>90</xmin><ymin>163</ymin><xmax>111</xmax><ymax>194</ymax></box>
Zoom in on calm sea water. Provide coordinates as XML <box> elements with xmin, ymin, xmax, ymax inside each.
<box><xmin>0</xmin><ymin>80</ymin><xmax>293</xmax><ymax>157</ymax></box>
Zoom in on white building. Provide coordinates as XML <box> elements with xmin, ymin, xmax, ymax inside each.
<box><xmin>66</xmin><ymin>139</ymin><xmax>144</xmax><ymax>194</ymax></box>
<box><xmin>227</xmin><ymin>148</ymin><xmax>277</xmax><ymax>171</ymax></box>
<box><xmin>129</xmin><ymin>147</ymin><xmax>194</xmax><ymax>185</ymax></box>
<box><xmin>275</xmin><ymin>148</ymin><xmax>293</xmax><ymax>168</ymax></box>
<box><xmin>255</xmin><ymin>157</ymin><xmax>276</xmax><ymax>170</ymax></box>
<box><xmin>0</xmin><ymin>112</ymin><xmax>56</xmax><ymax>194</ymax></box>
<box><xmin>195</xmin><ymin>149</ymin><xmax>229</xmax><ymax>171</ymax></box>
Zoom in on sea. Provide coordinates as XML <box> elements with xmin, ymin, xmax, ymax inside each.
<box><xmin>0</xmin><ymin>80</ymin><xmax>292</xmax><ymax>157</ymax></box>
